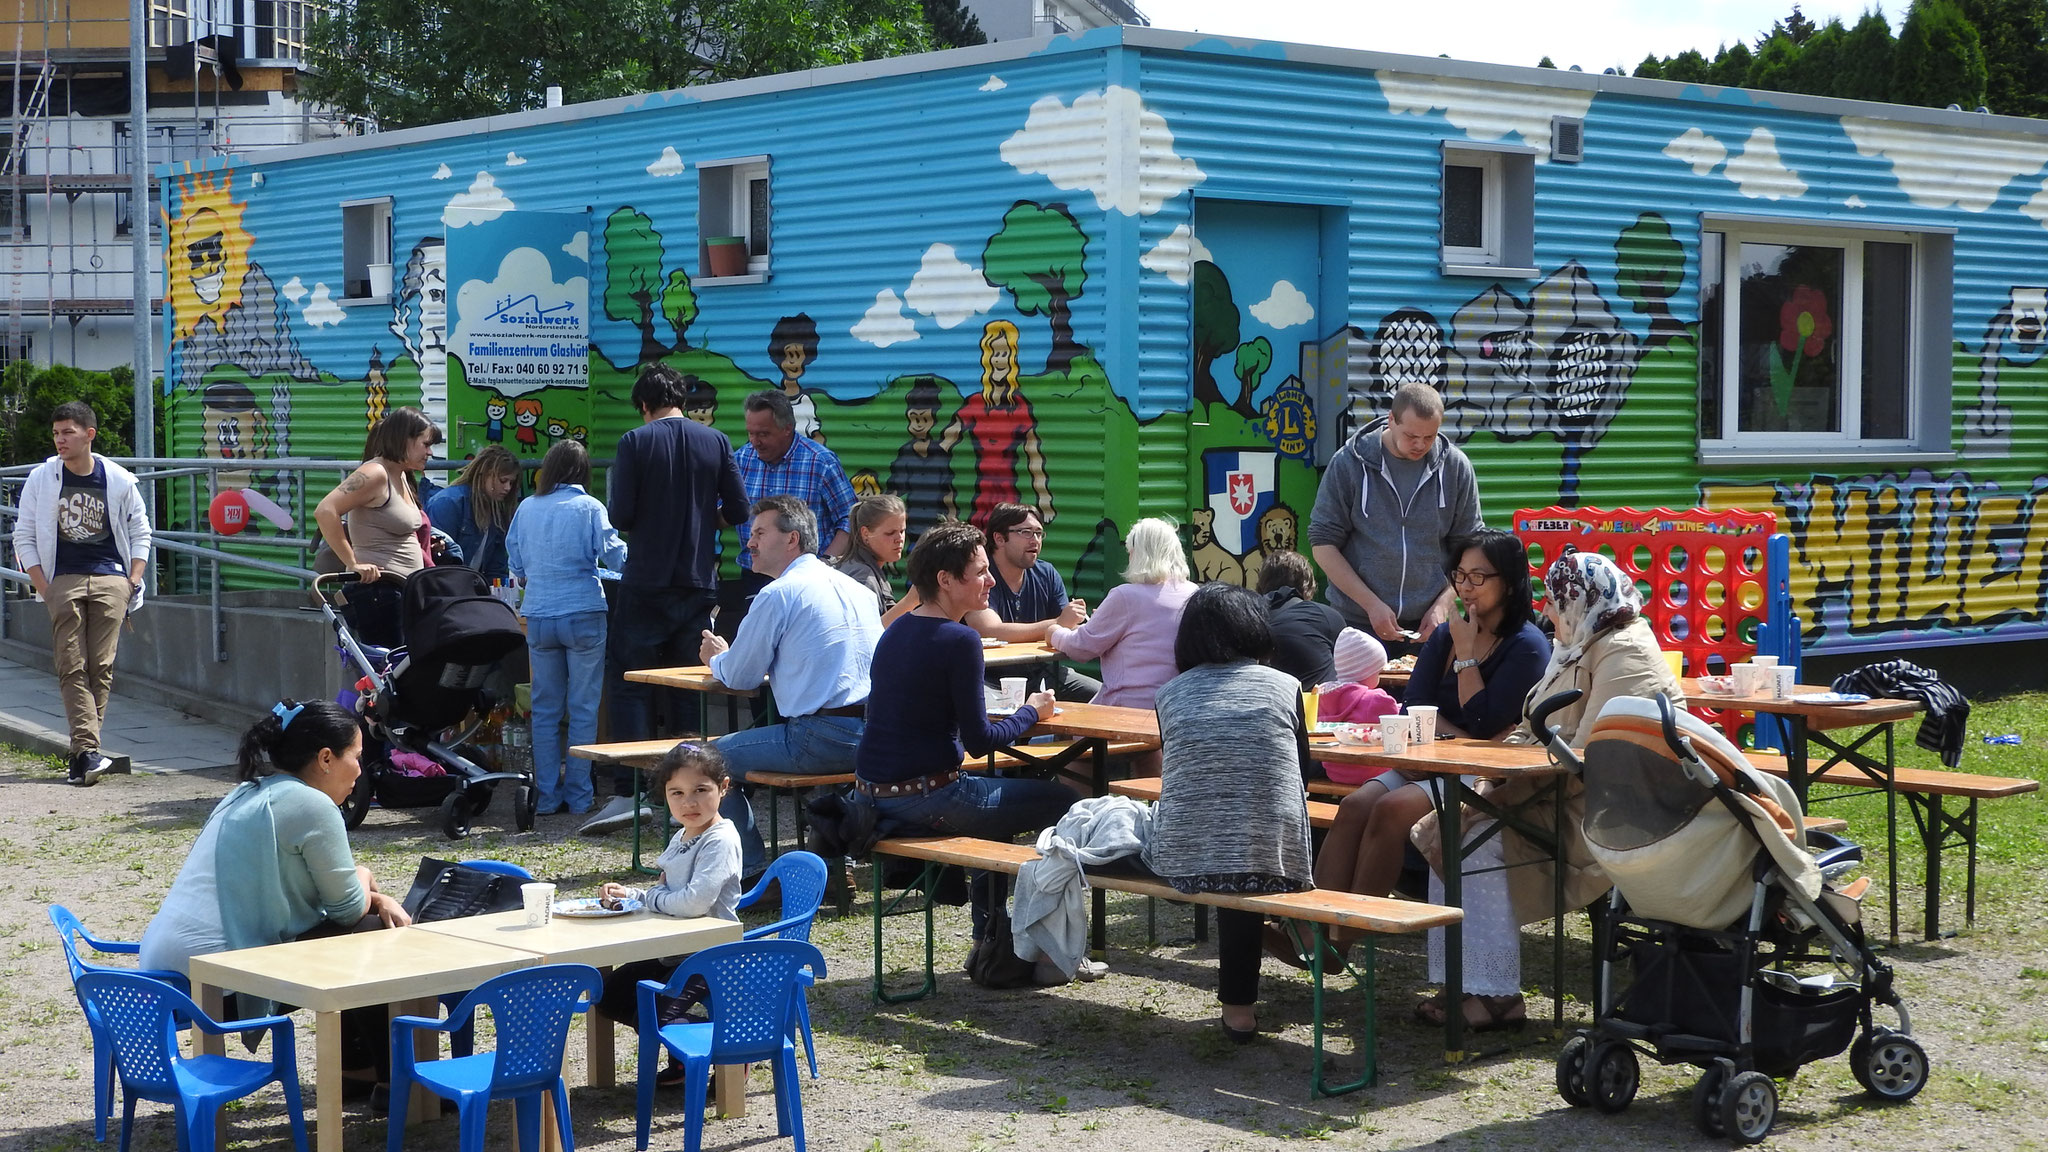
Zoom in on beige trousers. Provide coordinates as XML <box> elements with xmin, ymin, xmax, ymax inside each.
<box><xmin>45</xmin><ymin>573</ymin><xmax>129</xmax><ymax>756</ymax></box>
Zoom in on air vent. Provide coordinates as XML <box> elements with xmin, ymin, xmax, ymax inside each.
<box><xmin>1551</xmin><ymin>116</ymin><xmax>1585</xmax><ymax>163</ymax></box>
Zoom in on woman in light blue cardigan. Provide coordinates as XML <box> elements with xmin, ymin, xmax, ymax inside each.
<box><xmin>140</xmin><ymin>699</ymin><xmax>410</xmax><ymax>1077</ymax></box>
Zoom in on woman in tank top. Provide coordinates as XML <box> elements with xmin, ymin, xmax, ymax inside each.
<box><xmin>314</xmin><ymin>407</ymin><xmax>443</xmax><ymax>647</ymax></box>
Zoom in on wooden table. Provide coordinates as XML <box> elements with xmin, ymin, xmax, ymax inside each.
<box><xmin>1679</xmin><ymin>678</ymin><xmax>1922</xmax><ymax>940</ymax></box>
<box><xmin>189</xmin><ymin>929</ymin><xmax>541</xmax><ymax>1152</ymax></box>
<box><xmin>413</xmin><ymin>909</ymin><xmax>745</xmax><ymax>1117</ymax></box>
<box><xmin>1020</xmin><ymin>701</ymin><xmax>1159</xmax><ymax>795</ymax></box>
<box><xmin>980</xmin><ymin>641</ymin><xmax>1067</xmax><ymax>668</ymax></box>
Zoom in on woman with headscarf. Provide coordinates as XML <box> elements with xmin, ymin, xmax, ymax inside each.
<box><xmin>1410</xmin><ymin>548</ymin><xmax>1679</xmax><ymax>1032</ymax></box>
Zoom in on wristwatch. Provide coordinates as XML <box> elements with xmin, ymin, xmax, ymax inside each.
<box><xmin>1451</xmin><ymin>657</ymin><xmax>1481</xmax><ymax>672</ymax></box>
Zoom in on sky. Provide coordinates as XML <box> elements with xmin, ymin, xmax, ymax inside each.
<box><xmin>1133</xmin><ymin>1</ymin><xmax>1885</xmax><ymax>74</ymax></box>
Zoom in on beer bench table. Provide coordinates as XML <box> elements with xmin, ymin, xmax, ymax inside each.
<box><xmin>868</xmin><ymin>835</ymin><xmax>1459</xmax><ymax>1097</ymax></box>
<box><xmin>1290</xmin><ymin>774</ymin><xmax>1851</xmax><ymax>835</ymax></box>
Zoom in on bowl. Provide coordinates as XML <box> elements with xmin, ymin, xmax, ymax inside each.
<box><xmin>1333</xmin><ymin>723</ymin><xmax>1377</xmax><ymax>746</ymax></box>
<box><xmin>1697</xmin><ymin>674</ymin><xmax>1736</xmax><ymax>695</ymax></box>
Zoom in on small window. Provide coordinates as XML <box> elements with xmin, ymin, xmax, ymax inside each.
<box><xmin>1</xmin><ymin>334</ymin><xmax>30</xmax><ymax>370</ymax></box>
<box><xmin>697</xmin><ymin>156</ymin><xmax>770</xmax><ymax>280</ymax></box>
<box><xmin>1699</xmin><ymin>218</ymin><xmax>1951</xmax><ymax>457</ymax></box>
<box><xmin>340</xmin><ymin>197</ymin><xmax>392</xmax><ymax>300</ymax></box>
<box><xmin>0</xmin><ymin>192</ymin><xmax>27</xmax><ymax>242</ymax></box>
<box><xmin>1440</xmin><ymin>144</ymin><xmax>1535</xmax><ymax>276</ymax></box>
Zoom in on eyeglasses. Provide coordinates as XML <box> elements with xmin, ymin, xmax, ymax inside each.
<box><xmin>1449</xmin><ymin>569</ymin><xmax>1499</xmax><ymax>588</ymax></box>
<box><xmin>1005</xmin><ymin>528</ymin><xmax>1046</xmax><ymax>540</ymax></box>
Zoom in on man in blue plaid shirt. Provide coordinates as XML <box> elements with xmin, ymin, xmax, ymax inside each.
<box><xmin>723</xmin><ymin>389</ymin><xmax>856</xmax><ymax>639</ymax></box>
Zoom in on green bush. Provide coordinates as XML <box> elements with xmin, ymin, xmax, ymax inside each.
<box><xmin>0</xmin><ymin>361</ymin><xmax>139</xmax><ymax>467</ymax></box>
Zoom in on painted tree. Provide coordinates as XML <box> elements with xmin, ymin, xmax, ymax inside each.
<box><xmin>1233</xmin><ymin>336</ymin><xmax>1273</xmax><ymax>413</ymax></box>
<box><xmin>1894</xmin><ymin>0</ymin><xmax>1989</xmax><ymax>109</ymax></box>
<box><xmin>1191</xmin><ymin>261</ymin><xmax>1241</xmax><ymax>414</ymax></box>
<box><xmin>602</xmin><ymin>208</ymin><xmax>683</xmax><ymax>365</ymax></box>
<box><xmin>1614</xmin><ymin>214</ymin><xmax>1689</xmax><ymax>347</ymax></box>
<box><xmin>981</xmin><ymin>201</ymin><xmax>1090</xmax><ymax>375</ymax></box>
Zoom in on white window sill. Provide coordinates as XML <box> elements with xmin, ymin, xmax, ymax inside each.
<box><xmin>1698</xmin><ymin>448</ymin><xmax>1955</xmax><ymax>468</ymax></box>
<box><xmin>695</xmin><ymin>273</ymin><xmax>769</xmax><ymax>287</ymax></box>
<box><xmin>338</xmin><ymin>295</ymin><xmax>390</xmax><ymax>307</ymax></box>
<box><xmin>1441</xmin><ymin>261</ymin><xmax>1538</xmax><ymax>278</ymax></box>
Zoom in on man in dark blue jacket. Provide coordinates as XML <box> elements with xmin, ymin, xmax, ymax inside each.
<box><xmin>581</xmin><ymin>364</ymin><xmax>750</xmax><ymax>835</ymax></box>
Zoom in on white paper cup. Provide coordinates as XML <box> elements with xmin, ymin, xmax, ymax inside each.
<box><xmin>1752</xmin><ymin>655</ymin><xmax>1779</xmax><ymax>668</ymax></box>
<box><xmin>1774</xmin><ymin>666</ymin><xmax>1795</xmax><ymax>699</ymax></box>
<box><xmin>1000</xmin><ymin>677</ymin><xmax>1027</xmax><ymax>711</ymax></box>
<box><xmin>1379</xmin><ymin>715</ymin><xmax>1410</xmax><ymax>754</ymax></box>
<box><xmin>1409</xmin><ymin>705</ymin><xmax>1439</xmax><ymax>744</ymax></box>
<box><xmin>1732</xmin><ymin>663</ymin><xmax>1760</xmax><ymax>698</ymax></box>
<box><xmin>521</xmin><ymin>882</ymin><xmax>556</xmax><ymax>928</ymax></box>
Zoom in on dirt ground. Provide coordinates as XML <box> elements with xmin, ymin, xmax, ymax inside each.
<box><xmin>3</xmin><ymin>749</ymin><xmax>2045</xmax><ymax>1152</ymax></box>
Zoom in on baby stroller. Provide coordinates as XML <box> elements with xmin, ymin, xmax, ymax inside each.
<box><xmin>312</xmin><ymin>567</ymin><xmax>535</xmax><ymax>839</ymax></box>
<box><xmin>1531</xmin><ymin>691</ymin><xmax>1926</xmax><ymax>1145</ymax></box>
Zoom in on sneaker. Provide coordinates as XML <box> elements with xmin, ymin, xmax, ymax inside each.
<box><xmin>66</xmin><ymin>752</ymin><xmax>95</xmax><ymax>787</ymax></box>
<box><xmin>578</xmin><ymin>795</ymin><xmax>654</xmax><ymax>837</ymax></box>
<box><xmin>84</xmin><ymin>753</ymin><xmax>124</xmax><ymax>782</ymax></box>
<box><xmin>655</xmin><ymin>1058</ymin><xmax>689</xmax><ymax>1088</ymax></box>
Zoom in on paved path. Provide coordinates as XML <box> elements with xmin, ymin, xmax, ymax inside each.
<box><xmin>0</xmin><ymin>655</ymin><xmax>241</xmax><ymax>774</ymax></box>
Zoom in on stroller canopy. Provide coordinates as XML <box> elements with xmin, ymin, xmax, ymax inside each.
<box><xmin>391</xmin><ymin>566</ymin><xmax>527</xmax><ymax>731</ymax></box>
<box><xmin>1581</xmin><ymin>697</ymin><xmax>1822</xmax><ymax>931</ymax></box>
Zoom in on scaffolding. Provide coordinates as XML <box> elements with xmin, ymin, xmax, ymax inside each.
<box><xmin>2</xmin><ymin>1</ymin><xmax>354</xmax><ymax>369</ymax></box>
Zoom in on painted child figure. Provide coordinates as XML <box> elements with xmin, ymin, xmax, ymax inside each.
<box><xmin>595</xmin><ymin>742</ymin><xmax>743</xmax><ymax>1085</ymax></box>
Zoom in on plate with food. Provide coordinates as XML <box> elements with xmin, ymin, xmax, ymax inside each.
<box><xmin>1332</xmin><ymin>723</ymin><xmax>1378</xmax><ymax>746</ymax></box>
<box><xmin>553</xmin><ymin>896</ymin><xmax>643</xmax><ymax>918</ymax></box>
<box><xmin>981</xmin><ymin>637</ymin><xmax>1005</xmax><ymax>648</ymax></box>
<box><xmin>1384</xmin><ymin>654</ymin><xmax>1418</xmax><ymax>673</ymax></box>
<box><xmin>1696</xmin><ymin>675</ymin><xmax>1737</xmax><ymax>695</ymax></box>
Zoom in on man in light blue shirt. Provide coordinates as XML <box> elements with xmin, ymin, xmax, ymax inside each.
<box><xmin>700</xmin><ymin>494</ymin><xmax>881</xmax><ymax>876</ymax></box>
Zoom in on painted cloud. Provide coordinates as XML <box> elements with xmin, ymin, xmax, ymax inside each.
<box><xmin>1376</xmin><ymin>71</ymin><xmax>1593</xmax><ymax>160</ymax></box>
<box><xmin>505</xmin><ymin>152</ymin><xmax>528</xmax><ymax>167</ymax></box>
<box><xmin>646</xmin><ymin>146</ymin><xmax>686</xmax><ymax>178</ymax></box>
<box><xmin>1843</xmin><ymin>115</ymin><xmax>2048</xmax><ymax>213</ymax></box>
<box><xmin>280</xmin><ymin>275</ymin><xmax>307</xmax><ymax>305</ymax></box>
<box><xmin>300</xmin><ymin>283</ymin><xmax>346</xmax><ymax>328</ymax></box>
<box><xmin>1250</xmin><ymin>280</ymin><xmax>1314</xmax><ymax>330</ymax></box>
<box><xmin>443</xmin><ymin>172</ymin><xmax>514</xmax><ymax>227</ymax></box>
<box><xmin>851</xmin><ymin>289</ymin><xmax>918</xmax><ymax>347</ymax></box>
<box><xmin>563</xmin><ymin>231</ymin><xmax>589</xmax><ymax>262</ymax></box>
<box><xmin>1000</xmin><ymin>85</ymin><xmax>1205</xmax><ymax>216</ymax></box>
<box><xmin>1139</xmin><ymin>223</ymin><xmax>1214</xmax><ymax>286</ymax></box>
<box><xmin>2022</xmin><ymin>180</ymin><xmax>2048</xmax><ymax>228</ymax></box>
<box><xmin>432</xmin><ymin>163</ymin><xmax>452</xmax><ymax>180</ymax></box>
<box><xmin>1664</xmin><ymin>127</ymin><xmax>1727</xmax><ymax>176</ymax></box>
<box><xmin>981</xmin><ymin>76</ymin><xmax>1007</xmax><ymax>92</ymax></box>
<box><xmin>1724</xmin><ymin>129</ymin><xmax>1807</xmax><ymax>200</ymax></box>
<box><xmin>904</xmin><ymin>244</ymin><xmax>999</xmax><ymax>329</ymax></box>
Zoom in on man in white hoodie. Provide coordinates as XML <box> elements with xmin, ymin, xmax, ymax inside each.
<box><xmin>11</xmin><ymin>401</ymin><xmax>151</xmax><ymax>785</ymax></box>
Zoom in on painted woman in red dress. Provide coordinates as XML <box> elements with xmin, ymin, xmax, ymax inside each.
<box><xmin>940</xmin><ymin>320</ymin><xmax>1053</xmax><ymax>530</ymax></box>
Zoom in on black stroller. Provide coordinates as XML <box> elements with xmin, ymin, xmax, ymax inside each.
<box><xmin>312</xmin><ymin>567</ymin><xmax>535</xmax><ymax>839</ymax></box>
<box><xmin>1532</xmin><ymin>691</ymin><xmax>1926</xmax><ymax>1144</ymax></box>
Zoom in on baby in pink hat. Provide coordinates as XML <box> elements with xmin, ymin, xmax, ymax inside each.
<box><xmin>1315</xmin><ymin>628</ymin><xmax>1402</xmax><ymax>783</ymax></box>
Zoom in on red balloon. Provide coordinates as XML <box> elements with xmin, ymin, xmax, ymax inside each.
<box><xmin>209</xmin><ymin>489</ymin><xmax>251</xmax><ymax>536</ymax></box>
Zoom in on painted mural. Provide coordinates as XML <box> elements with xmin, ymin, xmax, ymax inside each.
<box><xmin>154</xmin><ymin>36</ymin><xmax>2048</xmax><ymax>658</ymax></box>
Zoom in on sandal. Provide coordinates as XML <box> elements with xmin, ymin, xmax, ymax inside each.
<box><xmin>1260</xmin><ymin>921</ymin><xmax>1348</xmax><ymax>972</ymax></box>
<box><xmin>1412</xmin><ymin>993</ymin><xmax>1526</xmax><ymax>1032</ymax></box>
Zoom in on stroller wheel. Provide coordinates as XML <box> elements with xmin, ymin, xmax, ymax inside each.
<box><xmin>1691</xmin><ymin>1064</ymin><xmax>1728</xmax><ymax>1136</ymax></box>
<box><xmin>515</xmin><ymin>783</ymin><xmax>539</xmax><ymax>832</ymax></box>
<box><xmin>1587</xmin><ymin>1042</ymin><xmax>1639</xmax><ymax>1114</ymax></box>
<box><xmin>1555</xmin><ymin>1033</ymin><xmax>1593</xmax><ymax>1108</ymax></box>
<box><xmin>438</xmin><ymin>790</ymin><xmax>474</xmax><ymax>840</ymax></box>
<box><xmin>1718</xmin><ymin>1070</ymin><xmax>1777</xmax><ymax>1144</ymax></box>
<box><xmin>340</xmin><ymin>768</ymin><xmax>373</xmax><ymax>830</ymax></box>
<box><xmin>1851</xmin><ymin>1029</ymin><xmax>1927</xmax><ymax>1102</ymax></box>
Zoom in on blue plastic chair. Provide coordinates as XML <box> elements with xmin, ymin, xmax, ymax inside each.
<box><xmin>388</xmin><ymin>963</ymin><xmax>602</xmax><ymax>1152</ymax></box>
<box><xmin>443</xmin><ymin>859</ymin><xmax>535</xmax><ymax>1059</ymax></box>
<box><xmin>634</xmin><ymin>939</ymin><xmax>826</xmax><ymax>1152</ymax></box>
<box><xmin>48</xmin><ymin>905</ymin><xmax>191</xmax><ymax>1143</ymax></box>
<box><xmin>74</xmin><ymin>970</ymin><xmax>306</xmax><ymax>1152</ymax></box>
<box><xmin>737</xmin><ymin>851</ymin><xmax>828</xmax><ymax>1078</ymax></box>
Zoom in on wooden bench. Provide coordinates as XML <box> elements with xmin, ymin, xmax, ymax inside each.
<box><xmin>1290</xmin><ymin>774</ymin><xmax>1849</xmax><ymax>835</ymax></box>
<box><xmin>870</xmin><ymin>835</ymin><xmax>1459</xmax><ymax>1096</ymax></box>
<box><xmin>1740</xmin><ymin>751</ymin><xmax>2037</xmax><ymax>936</ymax></box>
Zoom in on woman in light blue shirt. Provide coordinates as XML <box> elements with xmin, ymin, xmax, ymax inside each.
<box><xmin>508</xmin><ymin>439</ymin><xmax>627</xmax><ymax>817</ymax></box>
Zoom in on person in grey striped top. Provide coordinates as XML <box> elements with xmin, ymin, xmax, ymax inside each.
<box><xmin>1142</xmin><ymin>583</ymin><xmax>1314</xmax><ymax>1043</ymax></box>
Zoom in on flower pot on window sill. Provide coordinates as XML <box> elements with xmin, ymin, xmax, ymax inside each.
<box><xmin>705</xmin><ymin>236</ymin><xmax>748</xmax><ymax>278</ymax></box>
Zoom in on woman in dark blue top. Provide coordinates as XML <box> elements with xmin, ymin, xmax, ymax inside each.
<box><xmin>424</xmin><ymin>446</ymin><xmax>520</xmax><ymax>580</ymax></box>
<box><xmin>1295</xmin><ymin>529</ymin><xmax>1549</xmax><ymax>973</ymax></box>
<box><xmin>857</xmin><ymin>521</ymin><xmax>1079</xmax><ymax>967</ymax></box>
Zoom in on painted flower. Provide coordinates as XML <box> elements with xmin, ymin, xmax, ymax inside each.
<box><xmin>1778</xmin><ymin>285</ymin><xmax>1833</xmax><ymax>357</ymax></box>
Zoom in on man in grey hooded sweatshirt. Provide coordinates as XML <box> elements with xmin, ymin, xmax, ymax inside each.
<box><xmin>1308</xmin><ymin>383</ymin><xmax>1482</xmax><ymax>653</ymax></box>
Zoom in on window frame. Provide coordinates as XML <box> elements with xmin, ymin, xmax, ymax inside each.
<box><xmin>339</xmin><ymin>196</ymin><xmax>393</xmax><ymax>303</ymax></box>
<box><xmin>1439</xmin><ymin>142</ymin><xmax>1537</xmax><ymax>278</ymax></box>
<box><xmin>1697</xmin><ymin>213</ymin><xmax>1954</xmax><ymax>463</ymax></box>
<box><xmin>696</xmin><ymin>154</ymin><xmax>771</xmax><ymax>284</ymax></box>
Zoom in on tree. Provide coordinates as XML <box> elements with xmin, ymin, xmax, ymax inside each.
<box><xmin>981</xmin><ymin>201</ymin><xmax>1090</xmax><ymax>375</ymax></box>
<box><xmin>0</xmin><ymin>362</ymin><xmax>135</xmax><ymax>467</ymax></box>
<box><xmin>1959</xmin><ymin>0</ymin><xmax>2048</xmax><ymax>116</ymax></box>
<box><xmin>1839</xmin><ymin>7</ymin><xmax>1899</xmax><ymax>101</ymax></box>
<box><xmin>921</xmin><ymin>0</ymin><xmax>985</xmax><ymax>47</ymax></box>
<box><xmin>1748</xmin><ymin>33</ymin><xmax>1802</xmax><ymax>91</ymax></box>
<box><xmin>1536</xmin><ymin>56</ymin><xmax>1557</xmax><ymax>68</ymax></box>
<box><xmin>304</xmin><ymin>0</ymin><xmax>939</xmax><ymax>129</ymax></box>
<box><xmin>1663</xmin><ymin>49</ymin><xmax>1713</xmax><ymax>83</ymax></box>
<box><xmin>1764</xmin><ymin>3</ymin><xmax>1820</xmax><ymax>46</ymax></box>
<box><xmin>1785</xmin><ymin>19</ymin><xmax>1848</xmax><ymax>95</ymax></box>
<box><xmin>1633</xmin><ymin>54</ymin><xmax>1665</xmax><ymax>79</ymax></box>
<box><xmin>1893</xmin><ymin>0</ymin><xmax>1988</xmax><ymax>109</ymax></box>
<box><xmin>1711</xmin><ymin>42</ymin><xmax>1756</xmax><ymax>87</ymax></box>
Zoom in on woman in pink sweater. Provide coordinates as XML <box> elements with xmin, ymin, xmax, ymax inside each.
<box><xmin>1048</xmin><ymin>518</ymin><xmax>1196</xmax><ymax>773</ymax></box>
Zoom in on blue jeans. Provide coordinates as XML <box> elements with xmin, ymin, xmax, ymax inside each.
<box><xmin>606</xmin><ymin>584</ymin><xmax>717</xmax><ymax>796</ymax></box>
<box><xmin>528</xmin><ymin>610</ymin><xmax>607</xmax><ymax>814</ymax></box>
<box><xmin>714</xmin><ymin>714</ymin><xmax>864</xmax><ymax>876</ymax></box>
<box><xmin>876</xmin><ymin>774</ymin><xmax>1080</xmax><ymax>938</ymax></box>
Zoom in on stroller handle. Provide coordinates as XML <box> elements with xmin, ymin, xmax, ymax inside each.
<box><xmin>1527</xmin><ymin>689</ymin><xmax>1583</xmax><ymax>771</ymax></box>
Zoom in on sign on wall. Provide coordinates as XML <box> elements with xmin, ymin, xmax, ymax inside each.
<box><xmin>447</xmin><ymin>209</ymin><xmax>590</xmax><ymax>397</ymax></box>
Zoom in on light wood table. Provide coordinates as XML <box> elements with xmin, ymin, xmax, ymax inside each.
<box><xmin>189</xmin><ymin>929</ymin><xmax>542</xmax><ymax>1152</ymax></box>
<box><xmin>412</xmin><ymin>909</ymin><xmax>746</xmax><ymax>1119</ymax></box>
<box><xmin>979</xmin><ymin>641</ymin><xmax>1066</xmax><ymax>668</ymax></box>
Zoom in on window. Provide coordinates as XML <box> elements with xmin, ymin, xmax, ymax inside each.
<box><xmin>1440</xmin><ymin>144</ymin><xmax>1534</xmax><ymax>276</ymax></box>
<box><xmin>0</xmin><ymin>193</ymin><xmax>25</xmax><ymax>241</ymax></box>
<box><xmin>1</xmin><ymin>335</ymin><xmax>30</xmax><ymax>370</ymax></box>
<box><xmin>697</xmin><ymin>156</ymin><xmax>770</xmax><ymax>280</ymax></box>
<box><xmin>340</xmin><ymin>198</ymin><xmax>392</xmax><ymax>300</ymax></box>
<box><xmin>1699</xmin><ymin>218</ymin><xmax>1952</xmax><ymax>458</ymax></box>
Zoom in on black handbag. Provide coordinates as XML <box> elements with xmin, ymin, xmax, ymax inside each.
<box><xmin>399</xmin><ymin>856</ymin><xmax>527</xmax><ymax>922</ymax></box>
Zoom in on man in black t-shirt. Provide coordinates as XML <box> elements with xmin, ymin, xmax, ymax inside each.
<box><xmin>11</xmin><ymin>401</ymin><xmax>152</xmax><ymax>785</ymax></box>
<box><xmin>964</xmin><ymin>503</ymin><xmax>1099</xmax><ymax>702</ymax></box>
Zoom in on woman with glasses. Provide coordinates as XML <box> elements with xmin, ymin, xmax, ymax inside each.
<box><xmin>1279</xmin><ymin>530</ymin><xmax>1548</xmax><ymax>984</ymax></box>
